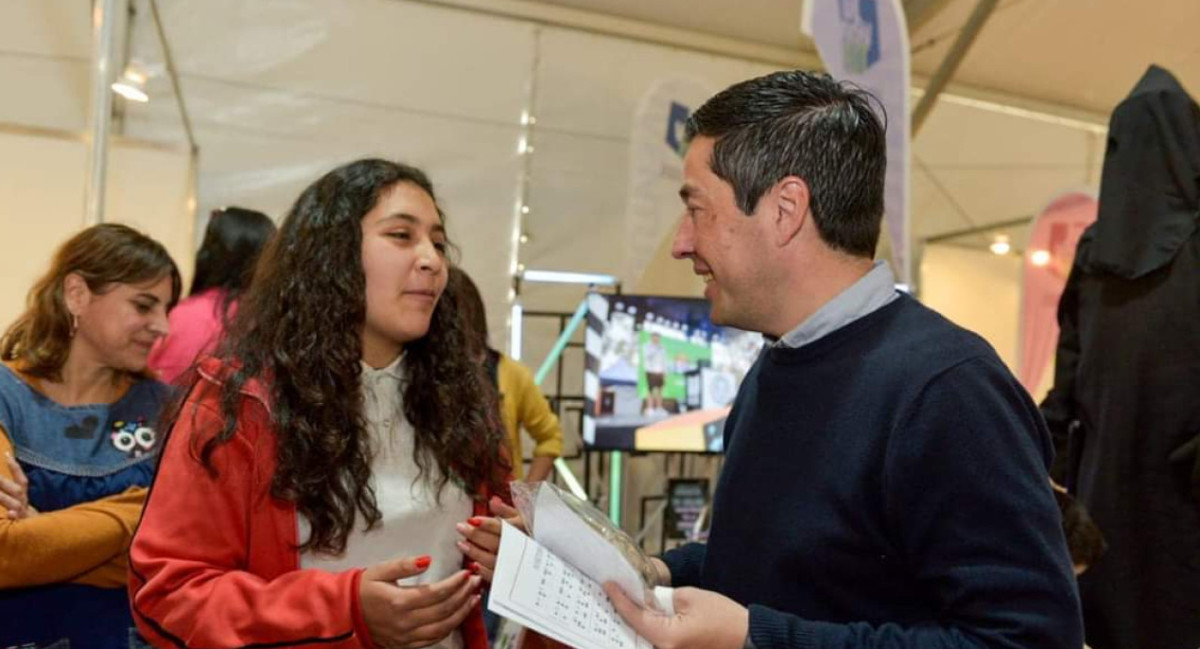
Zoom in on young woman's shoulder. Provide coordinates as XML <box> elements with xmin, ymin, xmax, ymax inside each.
<box><xmin>176</xmin><ymin>356</ymin><xmax>276</xmax><ymax>448</ymax></box>
<box><xmin>192</xmin><ymin>357</ymin><xmax>273</xmax><ymax>408</ymax></box>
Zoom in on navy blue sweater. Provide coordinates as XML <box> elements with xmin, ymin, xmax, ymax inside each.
<box><xmin>662</xmin><ymin>295</ymin><xmax>1082</xmax><ymax>649</ymax></box>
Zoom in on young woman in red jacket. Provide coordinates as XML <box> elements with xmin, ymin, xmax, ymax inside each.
<box><xmin>130</xmin><ymin>159</ymin><xmax>515</xmax><ymax>649</ymax></box>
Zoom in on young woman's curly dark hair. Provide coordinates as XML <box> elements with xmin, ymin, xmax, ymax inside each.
<box><xmin>161</xmin><ymin>158</ymin><xmax>510</xmax><ymax>554</ymax></box>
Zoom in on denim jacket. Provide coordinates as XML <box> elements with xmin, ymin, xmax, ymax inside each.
<box><xmin>0</xmin><ymin>363</ymin><xmax>169</xmax><ymax>649</ymax></box>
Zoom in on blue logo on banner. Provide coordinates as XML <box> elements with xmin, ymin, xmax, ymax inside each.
<box><xmin>665</xmin><ymin>101</ymin><xmax>690</xmax><ymax>157</ymax></box>
<box><xmin>840</xmin><ymin>0</ymin><xmax>880</xmax><ymax>73</ymax></box>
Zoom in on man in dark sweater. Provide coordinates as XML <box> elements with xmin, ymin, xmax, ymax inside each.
<box><xmin>604</xmin><ymin>71</ymin><xmax>1083</xmax><ymax>649</ymax></box>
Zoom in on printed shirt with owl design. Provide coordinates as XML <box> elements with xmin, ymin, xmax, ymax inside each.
<box><xmin>0</xmin><ymin>361</ymin><xmax>170</xmax><ymax>649</ymax></box>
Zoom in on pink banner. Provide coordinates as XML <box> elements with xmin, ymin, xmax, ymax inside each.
<box><xmin>1018</xmin><ymin>192</ymin><xmax>1098</xmax><ymax>393</ymax></box>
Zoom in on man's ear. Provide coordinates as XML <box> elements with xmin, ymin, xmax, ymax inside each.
<box><xmin>773</xmin><ymin>176</ymin><xmax>811</xmax><ymax>247</ymax></box>
<box><xmin>62</xmin><ymin>272</ymin><xmax>91</xmax><ymax>316</ymax></box>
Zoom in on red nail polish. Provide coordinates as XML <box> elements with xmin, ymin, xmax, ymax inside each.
<box><xmin>469</xmin><ymin>562</ymin><xmax>480</xmax><ymax>574</ymax></box>
<box><xmin>467</xmin><ymin>517</ymin><xmax>483</xmax><ymax>527</ymax></box>
<box><xmin>415</xmin><ymin>555</ymin><xmax>432</xmax><ymax>569</ymax></box>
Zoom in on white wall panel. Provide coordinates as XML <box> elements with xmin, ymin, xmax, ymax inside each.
<box><xmin>0</xmin><ymin>2</ymin><xmax>90</xmax><ymax>58</ymax></box>
<box><xmin>920</xmin><ymin>243</ymin><xmax>1021</xmax><ymax>370</ymax></box>
<box><xmin>0</xmin><ymin>2</ymin><xmax>92</xmax><ymax>131</ymax></box>
<box><xmin>106</xmin><ymin>143</ymin><xmax>194</xmax><ymax>285</ymax></box>
<box><xmin>0</xmin><ymin>57</ymin><xmax>90</xmax><ymax>132</ymax></box>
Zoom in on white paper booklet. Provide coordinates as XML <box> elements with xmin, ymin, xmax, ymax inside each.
<box><xmin>489</xmin><ymin>520</ymin><xmax>652</xmax><ymax>649</ymax></box>
<box><xmin>528</xmin><ymin>480</ymin><xmax>649</xmax><ymax>606</ymax></box>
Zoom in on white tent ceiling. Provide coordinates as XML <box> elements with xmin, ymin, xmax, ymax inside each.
<box><xmin>0</xmin><ymin>0</ymin><xmax>1192</xmax><ymax>311</ymax></box>
<box><xmin>441</xmin><ymin>0</ymin><xmax>1198</xmax><ymax>250</ymax></box>
<box><xmin>523</xmin><ymin>0</ymin><xmax>1200</xmax><ymax>118</ymax></box>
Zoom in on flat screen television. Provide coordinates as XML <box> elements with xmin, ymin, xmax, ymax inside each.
<box><xmin>582</xmin><ymin>293</ymin><xmax>763</xmax><ymax>452</ymax></box>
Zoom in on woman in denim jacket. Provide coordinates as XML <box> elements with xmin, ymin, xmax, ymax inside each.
<box><xmin>0</xmin><ymin>223</ymin><xmax>180</xmax><ymax>648</ymax></box>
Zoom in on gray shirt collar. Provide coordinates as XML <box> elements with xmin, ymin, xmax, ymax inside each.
<box><xmin>774</xmin><ymin>260</ymin><xmax>900</xmax><ymax>349</ymax></box>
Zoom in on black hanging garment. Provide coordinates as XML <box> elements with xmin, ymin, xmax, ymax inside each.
<box><xmin>1042</xmin><ymin>65</ymin><xmax>1200</xmax><ymax>649</ymax></box>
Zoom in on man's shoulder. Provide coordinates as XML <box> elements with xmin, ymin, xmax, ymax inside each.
<box><xmin>882</xmin><ymin>301</ymin><xmax>1036</xmax><ymax>432</ymax></box>
<box><xmin>880</xmin><ymin>296</ymin><xmax>998</xmax><ymax>369</ymax></box>
<box><xmin>818</xmin><ymin>296</ymin><xmax>1013</xmax><ymax>411</ymax></box>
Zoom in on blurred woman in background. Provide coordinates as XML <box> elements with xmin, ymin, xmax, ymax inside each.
<box><xmin>450</xmin><ymin>267</ymin><xmax>563</xmax><ymax>483</ymax></box>
<box><xmin>148</xmin><ymin>206</ymin><xmax>275</xmax><ymax>383</ymax></box>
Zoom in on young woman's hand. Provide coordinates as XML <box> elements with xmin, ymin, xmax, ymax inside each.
<box><xmin>359</xmin><ymin>555</ymin><xmax>482</xmax><ymax>648</ymax></box>
<box><xmin>455</xmin><ymin>497</ymin><xmax>525</xmax><ymax>582</ymax></box>
<box><xmin>1</xmin><ymin>453</ymin><xmax>37</xmax><ymax>519</ymax></box>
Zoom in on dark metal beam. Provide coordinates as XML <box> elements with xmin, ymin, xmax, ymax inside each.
<box><xmin>148</xmin><ymin>0</ymin><xmax>196</xmax><ymax>155</ymax></box>
<box><xmin>904</xmin><ymin>0</ymin><xmax>958</xmax><ymax>34</ymax></box>
<box><xmin>923</xmin><ymin>215</ymin><xmax>1033</xmax><ymax>245</ymax></box>
<box><xmin>910</xmin><ymin>0</ymin><xmax>999</xmax><ymax>137</ymax></box>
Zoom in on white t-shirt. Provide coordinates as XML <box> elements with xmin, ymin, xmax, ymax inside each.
<box><xmin>643</xmin><ymin>341</ymin><xmax>667</xmax><ymax>374</ymax></box>
<box><xmin>300</xmin><ymin>355</ymin><xmax>472</xmax><ymax>649</ymax></box>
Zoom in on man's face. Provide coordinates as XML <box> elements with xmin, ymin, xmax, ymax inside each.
<box><xmin>672</xmin><ymin>136</ymin><xmax>774</xmax><ymax>332</ymax></box>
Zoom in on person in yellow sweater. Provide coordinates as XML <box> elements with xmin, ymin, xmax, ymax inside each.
<box><xmin>0</xmin><ymin>224</ymin><xmax>180</xmax><ymax>648</ymax></box>
<box><xmin>449</xmin><ymin>268</ymin><xmax>563</xmax><ymax>482</ymax></box>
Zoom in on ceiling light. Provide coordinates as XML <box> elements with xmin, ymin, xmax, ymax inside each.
<box><xmin>989</xmin><ymin>235</ymin><xmax>1011</xmax><ymax>256</ymax></box>
<box><xmin>521</xmin><ymin>269</ymin><xmax>619</xmax><ymax>286</ymax></box>
<box><xmin>111</xmin><ymin>81</ymin><xmax>148</xmax><ymax>102</ymax></box>
<box><xmin>111</xmin><ymin>65</ymin><xmax>149</xmax><ymax>103</ymax></box>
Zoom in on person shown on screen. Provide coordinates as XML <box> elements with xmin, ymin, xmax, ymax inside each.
<box><xmin>641</xmin><ymin>332</ymin><xmax>667</xmax><ymax>416</ymax></box>
<box><xmin>147</xmin><ymin>206</ymin><xmax>276</xmax><ymax>383</ymax></box>
<box><xmin>604</xmin><ymin>70</ymin><xmax>1082</xmax><ymax>649</ymax></box>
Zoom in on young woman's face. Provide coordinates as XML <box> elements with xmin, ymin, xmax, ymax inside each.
<box><xmin>70</xmin><ymin>275</ymin><xmax>173</xmax><ymax>372</ymax></box>
<box><xmin>359</xmin><ymin>181</ymin><xmax>449</xmax><ymax>364</ymax></box>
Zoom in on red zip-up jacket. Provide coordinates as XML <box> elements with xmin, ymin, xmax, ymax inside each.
<box><xmin>130</xmin><ymin>358</ymin><xmax>500</xmax><ymax>649</ymax></box>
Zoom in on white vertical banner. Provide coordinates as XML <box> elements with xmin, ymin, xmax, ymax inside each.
<box><xmin>624</xmin><ymin>78</ymin><xmax>717</xmax><ymax>286</ymax></box>
<box><xmin>802</xmin><ymin>0</ymin><xmax>912</xmax><ymax>285</ymax></box>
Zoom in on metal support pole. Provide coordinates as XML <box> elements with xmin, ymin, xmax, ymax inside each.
<box><xmin>148</xmin><ymin>0</ymin><xmax>200</xmax><ymax>267</ymax></box>
<box><xmin>532</xmin><ymin>299</ymin><xmax>588</xmax><ymax>386</ymax></box>
<box><xmin>609</xmin><ymin>450</ymin><xmax>623</xmax><ymax>525</ymax></box>
<box><xmin>529</xmin><ymin>298</ymin><xmax>590</xmax><ymax>502</ymax></box>
<box><xmin>910</xmin><ymin>0</ymin><xmax>998</xmax><ymax>137</ymax></box>
<box><xmin>149</xmin><ymin>0</ymin><xmax>197</xmax><ymax>155</ymax></box>
<box><xmin>83</xmin><ymin>0</ymin><xmax>124</xmax><ymax>226</ymax></box>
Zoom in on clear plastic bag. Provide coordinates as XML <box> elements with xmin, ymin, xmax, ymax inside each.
<box><xmin>511</xmin><ymin>480</ymin><xmax>668</xmax><ymax>612</ymax></box>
